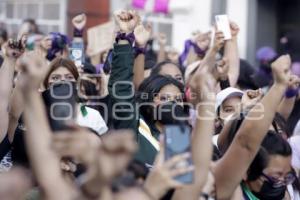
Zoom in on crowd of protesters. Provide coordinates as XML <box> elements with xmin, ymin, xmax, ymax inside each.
<box><xmin>0</xmin><ymin>9</ymin><xmax>299</xmax><ymax>200</ymax></box>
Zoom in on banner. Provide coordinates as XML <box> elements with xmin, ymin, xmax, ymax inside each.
<box><xmin>132</xmin><ymin>0</ymin><xmax>147</xmax><ymax>9</ymax></box>
<box><xmin>132</xmin><ymin>0</ymin><xmax>192</xmax><ymax>14</ymax></box>
<box><xmin>132</xmin><ymin>0</ymin><xmax>169</xmax><ymax>14</ymax></box>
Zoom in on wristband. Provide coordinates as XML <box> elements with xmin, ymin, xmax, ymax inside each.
<box><xmin>285</xmin><ymin>87</ymin><xmax>299</xmax><ymax>98</ymax></box>
<box><xmin>179</xmin><ymin>39</ymin><xmax>206</xmax><ymax>66</ymax></box>
<box><xmin>115</xmin><ymin>32</ymin><xmax>135</xmax><ymax>46</ymax></box>
<box><xmin>190</xmin><ymin>40</ymin><xmax>206</xmax><ymax>57</ymax></box>
<box><xmin>134</xmin><ymin>46</ymin><xmax>146</xmax><ymax>57</ymax></box>
<box><xmin>73</xmin><ymin>28</ymin><xmax>83</xmax><ymax>37</ymax></box>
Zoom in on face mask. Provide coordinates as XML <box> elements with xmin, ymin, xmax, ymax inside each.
<box><xmin>252</xmin><ymin>181</ymin><xmax>286</xmax><ymax>200</ymax></box>
<box><xmin>42</xmin><ymin>82</ymin><xmax>77</xmax><ymax>131</ymax></box>
<box><xmin>155</xmin><ymin>101</ymin><xmax>188</xmax><ymax>125</ymax></box>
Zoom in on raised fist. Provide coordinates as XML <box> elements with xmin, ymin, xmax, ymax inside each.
<box><xmin>114</xmin><ymin>10</ymin><xmax>140</xmax><ymax>34</ymax></box>
<box><xmin>2</xmin><ymin>34</ymin><xmax>27</xmax><ymax>60</ymax></box>
<box><xmin>271</xmin><ymin>55</ymin><xmax>292</xmax><ymax>86</ymax></box>
<box><xmin>72</xmin><ymin>13</ymin><xmax>87</xmax><ymax>30</ymax></box>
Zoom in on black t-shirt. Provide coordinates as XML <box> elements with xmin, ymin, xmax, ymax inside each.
<box><xmin>0</xmin><ymin>134</ymin><xmax>11</xmax><ymax>161</ymax></box>
<box><xmin>11</xmin><ymin>117</ymin><xmax>30</xmax><ymax>168</ymax></box>
<box><xmin>287</xmin><ymin>99</ymin><xmax>300</xmax><ymax>135</ymax></box>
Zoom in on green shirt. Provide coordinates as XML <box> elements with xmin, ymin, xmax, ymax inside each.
<box><xmin>108</xmin><ymin>43</ymin><xmax>159</xmax><ymax>165</ymax></box>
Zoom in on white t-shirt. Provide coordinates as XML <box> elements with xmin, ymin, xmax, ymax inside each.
<box><xmin>288</xmin><ymin>135</ymin><xmax>300</xmax><ymax>170</ymax></box>
<box><xmin>293</xmin><ymin>120</ymin><xmax>300</xmax><ymax>136</ymax></box>
<box><xmin>76</xmin><ymin>106</ymin><xmax>108</xmax><ymax>135</ymax></box>
<box><xmin>288</xmin><ymin>184</ymin><xmax>300</xmax><ymax>200</ymax></box>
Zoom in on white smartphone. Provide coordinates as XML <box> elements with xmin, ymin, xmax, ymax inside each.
<box><xmin>215</xmin><ymin>15</ymin><xmax>232</xmax><ymax>40</ymax></box>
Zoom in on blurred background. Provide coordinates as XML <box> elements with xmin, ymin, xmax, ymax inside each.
<box><xmin>0</xmin><ymin>0</ymin><xmax>300</xmax><ymax>66</ymax></box>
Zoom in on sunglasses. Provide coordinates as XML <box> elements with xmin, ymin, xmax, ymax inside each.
<box><xmin>261</xmin><ymin>172</ymin><xmax>296</xmax><ymax>188</ymax></box>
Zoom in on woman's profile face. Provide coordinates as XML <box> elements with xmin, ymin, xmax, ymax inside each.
<box><xmin>153</xmin><ymin>84</ymin><xmax>183</xmax><ymax>107</ymax></box>
<box><xmin>159</xmin><ymin>63</ymin><xmax>183</xmax><ymax>83</ymax></box>
<box><xmin>48</xmin><ymin>66</ymin><xmax>76</xmax><ymax>87</ymax></box>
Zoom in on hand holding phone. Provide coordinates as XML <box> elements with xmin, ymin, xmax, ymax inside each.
<box><xmin>164</xmin><ymin>125</ymin><xmax>194</xmax><ymax>184</ymax></box>
<box><xmin>69</xmin><ymin>41</ymin><xmax>84</xmax><ymax>67</ymax></box>
<box><xmin>215</xmin><ymin>15</ymin><xmax>232</xmax><ymax>40</ymax></box>
<box><xmin>143</xmin><ymin>129</ymin><xmax>194</xmax><ymax>199</ymax></box>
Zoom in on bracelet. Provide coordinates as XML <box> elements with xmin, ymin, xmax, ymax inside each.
<box><xmin>190</xmin><ymin>40</ymin><xmax>206</xmax><ymax>57</ymax></box>
<box><xmin>179</xmin><ymin>39</ymin><xmax>206</xmax><ymax>66</ymax></box>
<box><xmin>134</xmin><ymin>46</ymin><xmax>146</xmax><ymax>57</ymax></box>
<box><xmin>115</xmin><ymin>32</ymin><xmax>135</xmax><ymax>46</ymax></box>
<box><xmin>73</xmin><ymin>28</ymin><xmax>83</xmax><ymax>37</ymax></box>
<box><xmin>285</xmin><ymin>87</ymin><xmax>299</xmax><ymax>98</ymax></box>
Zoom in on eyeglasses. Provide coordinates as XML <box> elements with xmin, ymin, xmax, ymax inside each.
<box><xmin>261</xmin><ymin>172</ymin><xmax>296</xmax><ymax>188</ymax></box>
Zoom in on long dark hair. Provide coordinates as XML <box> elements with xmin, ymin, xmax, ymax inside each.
<box><xmin>43</xmin><ymin>57</ymin><xmax>79</xmax><ymax>88</ymax></box>
<box><xmin>247</xmin><ymin>131</ymin><xmax>292</xmax><ymax>181</ymax></box>
<box><xmin>136</xmin><ymin>75</ymin><xmax>185</xmax><ymax>123</ymax></box>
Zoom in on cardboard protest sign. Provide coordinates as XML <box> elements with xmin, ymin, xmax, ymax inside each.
<box><xmin>87</xmin><ymin>21</ymin><xmax>115</xmax><ymax>56</ymax></box>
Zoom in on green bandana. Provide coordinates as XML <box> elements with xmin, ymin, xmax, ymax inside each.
<box><xmin>80</xmin><ymin>105</ymin><xmax>88</xmax><ymax>117</ymax></box>
<box><xmin>241</xmin><ymin>182</ymin><xmax>260</xmax><ymax>200</ymax></box>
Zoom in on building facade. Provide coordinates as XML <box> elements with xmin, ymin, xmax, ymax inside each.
<box><xmin>1</xmin><ymin>0</ymin><xmax>299</xmax><ymax>65</ymax></box>
<box><xmin>0</xmin><ymin>0</ymin><xmax>109</xmax><ymax>38</ymax></box>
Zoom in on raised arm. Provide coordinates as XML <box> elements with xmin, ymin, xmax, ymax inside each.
<box><xmin>173</xmin><ymin>62</ymin><xmax>217</xmax><ymax>200</ymax></box>
<box><xmin>224</xmin><ymin>21</ymin><xmax>240</xmax><ymax>87</ymax></box>
<box><xmin>157</xmin><ymin>33</ymin><xmax>167</xmax><ymax>63</ymax></box>
<box><xmin>20</xmin><ymin>53</ymin><xmax>74</xmax><ymax>199</ymax></box>
<box><xmin>108</xmin><ymin>10</ymin><xmax>139</xmax><ymax>130</ymax></box>
<box><xmin>7</xmin><ymin>74</ymin><xmax>24</xmax><ymax>142</ymax></box>
<box><xmin>0</xmin><ymin>36</ymin><xmax>26</xmax><ymax>142</ymax></box>
<box><xmin>213</xmin><ymin>55</ymin><xmax>292</xmax><ymax>199</ymax></box>
<box><xmin>182</xmin><ymin>31</ymin><xmax>210</xmax><ymax>67</ymax></box>
<box><xmin>133</xmin><ymin>24</ymin><xmax>151</xmax><ymax>90</ymax></box>
<box><xmin>71</xmin><ymin>13</ymin><xmax>86</xmax><ymax>72</ymax></box>
<box><xmin>72</xmin><ymin>13</ymin><xmax>86</xmax><ymax>40</ymax></box>
<box><xmin>201</xmin><ymin>31</ymin><xmax>225</xmax><ymax>71</ymax></box>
